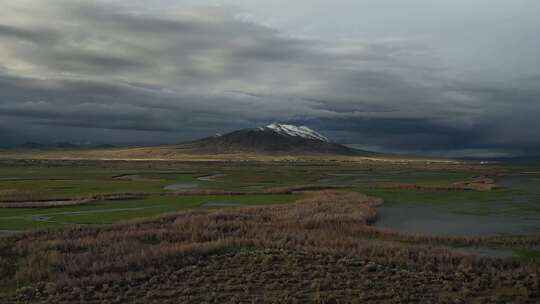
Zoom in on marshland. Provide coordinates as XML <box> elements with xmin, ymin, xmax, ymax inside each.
<box><xmin>0</xmin><ymin>159</ymin><xmax>539</xmax><ymax>303</ymax></box>
<box><xmin>2</xmin><ymin>1</ymin><xmax>540</xmax><ymax>303</ymax></box>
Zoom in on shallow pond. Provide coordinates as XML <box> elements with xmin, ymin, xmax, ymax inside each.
<box><xmin>499</xmin><ymin>174</ymin><xmax>540</xmax><ymax>194</ymax></box>
<box><xmin>163</xmin><ymin>183</ymin><xmax>199</xmax><ymax>191</ymax></box>
<box><xmin>374</xmin><ymin>174</ymin><xmax>540</xmax><ymax>237</ymax></box>
<box><xmin>197</xmin><ymin>173</ymin><xmax>227</xmax><ymax>182</ymax></box>
<box><xmin>454</xmin><ymin>247</ymin><xmax>518</xmax><ymax>258</ymax></box>
<box><xmin>374</xmin><ymin>204</ymin><xmax>540</xmax><ymax>237</ymax></box>
<box><xmin>115</xmin><ymin>174</ymin><xmax>146</xmax><ymax>181</ymax></box>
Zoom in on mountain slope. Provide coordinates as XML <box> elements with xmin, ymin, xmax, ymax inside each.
<box><xmin>2</xmin><ymin>124</ymin><xmax>378</xmax><ymax>160</ymax></box>
<box><xmin>20</xmin><ymin>142</ymin><xmax>46</xmax><ymax>149</ymax></box>
<box><xmin>176</xmin><ymin>123</ymin><xmax>361</xmax><ymax>155</ymax></box>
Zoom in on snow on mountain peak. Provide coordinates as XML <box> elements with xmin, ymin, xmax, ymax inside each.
<box><xmin>265</xmin><ymin>123</ymin><xmax>330</xmax><ymax>142</ymax></box>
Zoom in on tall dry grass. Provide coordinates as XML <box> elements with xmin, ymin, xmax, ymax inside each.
<box><xmin>0</xmin><ymin>185</ymin><xmax>342</xmax><ymax>208</ymax></box>
<box><xmin>6</xmin><ymin>190</ymin><xmax>538</xmax><ymax>292</ymax></box>
<box><xmin>0</xmin><ymin>190</ymin><xmax>50</xmax><ymax>203</ymax></box>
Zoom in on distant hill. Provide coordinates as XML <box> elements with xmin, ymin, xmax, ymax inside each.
<box><xmin>5</xmin><ymin>124</ymin><xmax>390</xmax><ymax>160</ymax></box>
<box><xmin>54</xmin><ymin>142</ymin><xmax>80</xmax><ymax>149</ymax></box>
<box><xmin>18</xmin><ymin>142</ymin><xmax>82</xmax><ymax>150</ymax></box>
<box><xmin>175</xmin><ymin>123</ymin><xmax>364</xmax><ymax>156</ymax></box>
<box><xmin>20</xmin><ymin>142</ymin><xmax>46</xmax><ymax>149</ymax></box>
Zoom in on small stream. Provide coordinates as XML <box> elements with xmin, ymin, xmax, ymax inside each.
<box><xmin>197</xmin><ymin>173</ymin><xmax>227</xmax><ymax>182</ymax></box>
<box><xmin>163</xmin><ymin>183</ymin><xmax>199</xmax><ymax>191</ymax></box>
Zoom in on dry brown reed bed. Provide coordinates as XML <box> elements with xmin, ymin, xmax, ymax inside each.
<box><xmin>3</xmin><ymin>191</ymin><xmax>539</xmax><ymax>299</ymax></box>
<box><xmin>359</xmin><ymin>225</ymin><xmax>540</xmax><ymax>248</ymax></box>
<box><xmin>0</xmin><ymin>199</ymin><xmax>95</xmax><ymax>208</ymax></box>
<box><xmin>0</xmin><ymin>190</ymin><xmax>51</xmax><ymax>203</ymax></box>
<box><xmin>0</xmin><ymin>193</ymin><xmax>145</xmax><ymax>208</ymax></box>
<box><xmin>372</xmin><ymin>175</ymin><xmax>500</xmax><ymax>192</ymax></box>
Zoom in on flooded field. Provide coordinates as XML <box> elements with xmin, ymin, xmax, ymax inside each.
<box><xmin>455</xmin><ymin>246</ymin><xmax>518</xmax><ymax>258</ymax></box>
<box><xmin>374</xmin><ymin>204</ymin><xmax>540</xmax><ymax>237</ymax></box>
<box><xmin>374</xmin><ymin>174</ymin><xmax>540</xmax><ymax>237</ymax></box>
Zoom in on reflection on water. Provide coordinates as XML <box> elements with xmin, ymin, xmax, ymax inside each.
<box><xmin>374</xmin><ymin>174</ymin><xmax>540</xmax><ymax>237</ymax></box>
<box><xmin>375</xmin><ymin>204</ymin><xmax>540</xmax><ymax>237</ymax></box>
<box><xmin>454</xmin><ymin>247</ymin><xmax>517</xmax><ymax>258</ymax></box>
<box><xmin>163</xmin><ymin>183</ymin><xmax>199</xmax><ymax>191</ymax></box>
<box><xmin>499</xmin><ymin>174</ymin><xmax>540</xmax><ymax>194</ymax></box>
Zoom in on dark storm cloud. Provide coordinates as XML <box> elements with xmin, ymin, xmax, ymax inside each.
<box><xmin>0</xmin><ymin>125</ymin><xmax>11</xmax><ymax>137</ymax></box>
<box><xmin>304</xmin><ymin>117</ymin><xmax>486</xmax><ymax>150</ymax></box>
<box><xmin>37</xmin><ymin>120</ymin><xmax>176</xmax><ymax>133</ymax></box>
<box><xmin>0</xmin><ymin>129</ymin><xmax>14</xmax><ymax>148</ymax></box>
<box><xmin>0</xmin><ymin>0</ymin><xmax>538</xmax><ymax>156</ymax></box>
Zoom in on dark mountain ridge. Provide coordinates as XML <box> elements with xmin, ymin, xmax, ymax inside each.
<box><xmin>176</xmin><ymin>123</ymin><xmax>363</xmax><ymax>155</ymax></box>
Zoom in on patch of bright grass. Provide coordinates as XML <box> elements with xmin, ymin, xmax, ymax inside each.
<box><xmin>514</xmin><ymin>248</ymin><xmax>540</xmax><ymax>260</ymax></box>
<box><xmin>0</xmin><ymin>194</ymin><xmax>300</xmax><ymax>230</ymax></box>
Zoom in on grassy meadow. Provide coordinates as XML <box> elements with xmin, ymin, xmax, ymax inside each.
<box><xmin>0</xmin><ymin>158</ymin><xmax>539</xmax><ymax>302</ymax></box>
<box><xmin>1</xmin><ymin>159</ymin><xmax>538</xmax><ymax>232</ymax></box>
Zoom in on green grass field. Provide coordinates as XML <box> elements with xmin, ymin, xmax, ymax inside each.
<box><xmin>1</xmin><ymin>159</ymin><xmax>539</xmax><ymax>233</ymax></box>
<box><xmin>1</xmin><ymin>158</ymin><xmax>540</xmax><ymax>302</ymax></box>
<box><xmin>0</xmin><ymin>194</ymin><xmax>299</xmax><ymax>230</ymax></box>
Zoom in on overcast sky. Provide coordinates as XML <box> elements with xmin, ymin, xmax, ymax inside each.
<box><xmin>1</xmin><ymin>0</ymin><xmax>539</xmax><ymax>157</ymax></box>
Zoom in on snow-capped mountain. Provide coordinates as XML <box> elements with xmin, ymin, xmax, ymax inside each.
<box><xmin>264</xmin><ymin>124</ymin><xmax>330</xmax><ymax>142</ymax></box>
<box><xmin>179</xmin><ymin>123</ymin><xmax>362</xmax><ymax>155</ymax></box>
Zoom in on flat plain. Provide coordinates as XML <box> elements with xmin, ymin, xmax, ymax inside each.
<box><xmin>1</xmin><ymin>158</ymin><xmax>539</xmax><ymax>303</ymax></box>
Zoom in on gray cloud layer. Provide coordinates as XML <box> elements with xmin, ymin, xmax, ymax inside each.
<box><xmin>0</xmin><ymin>0</ymin><xmax>539</xmax><ymax>156</ymax></box>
